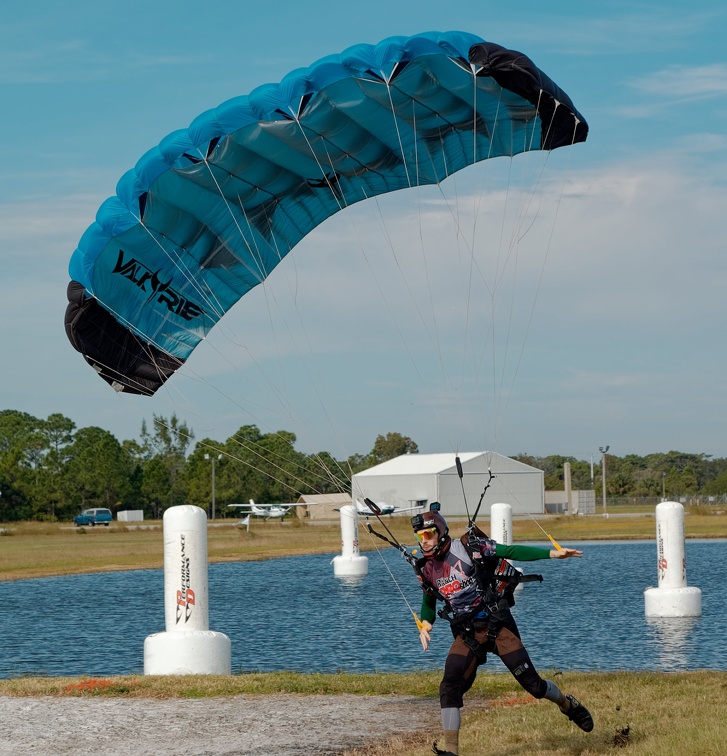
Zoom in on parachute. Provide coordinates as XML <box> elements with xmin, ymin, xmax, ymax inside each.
<box><xmin>64</xmin><ymin>31</ymin><xmax>587</xmax><ymax>396</ymax></box>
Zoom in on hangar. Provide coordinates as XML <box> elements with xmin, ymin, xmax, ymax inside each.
<box><xmin>295</xmin><ymin>492</ymin><xmax>351</xmax><ymax>521</ymax></box>
<box><xmin>351</xmin><ymin>452</ymin><xmax>544</xmax><ymax>518</ymax></box>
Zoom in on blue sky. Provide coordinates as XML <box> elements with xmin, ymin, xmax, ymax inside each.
<box><xmin>2</xmin><ymin>1</ymin><xmax>727</xmax><ymax>462</ymax></box>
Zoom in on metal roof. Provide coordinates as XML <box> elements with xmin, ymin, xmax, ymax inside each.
<box><xmin>297</xmin><ymin>493</ymin><xmax>351</xmax><ymax>505</ymax></box>
<box><xmin>356</xmin><ymin>451</ymin><xmax>528</xmax><ymax>477</ymax></box>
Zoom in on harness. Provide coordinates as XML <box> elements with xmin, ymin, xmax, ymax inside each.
<box><xmin>363</xmin><ymin>496</ymin><xmax>542</xmax><ymax>651</ymax></box>
<box><xmin>423</xmin><ymin>526</ymin><xmax>543</xmax><ymax>652</ymax></box>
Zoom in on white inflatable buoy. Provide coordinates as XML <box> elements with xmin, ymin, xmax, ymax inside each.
<box><xmin>490</xmin><ymin>502</ymin><xmax>513</xmax><ymax>545</ymax></box>
<box><xmin>490</xmin><ymin>502</ymin><xmax>523</xmax><ymax>591</ymax></box>
<box><xmin>332</xmin><ymin>504</ymin><xmax>368</xmax><ymax>577</ymax></box>
<box><xmin>644</xmin><ymin>501</ymin><xmax>701</xmax><ymax>618</ymax></box>
<box><xmin>144</xmin><ymin>505</ymin><xmax>231</xmax><ymax>674</ymax></box>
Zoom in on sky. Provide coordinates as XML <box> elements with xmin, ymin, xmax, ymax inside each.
<box><xmin>2</xmin><ymin>0</ymin><xmax>727</xmax><ymax>463</ymax></box>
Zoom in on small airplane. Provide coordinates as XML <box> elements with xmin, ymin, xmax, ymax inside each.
<box><xmin>228</xmin><ymin>499</ymin><xmax>294</xmax><ymax>520</ymax></box>
<box><xmin>353</xmin><ymin>498</ymin><xmax>426</xmax><ymax>517</ymax></box>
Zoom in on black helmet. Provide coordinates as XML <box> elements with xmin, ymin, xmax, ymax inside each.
<box><xmin>411</xmin><ymin>505</ymin><xmax>449</xmax><ymax>555</ymax></box>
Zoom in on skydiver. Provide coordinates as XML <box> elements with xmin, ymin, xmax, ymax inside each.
<box><xmin>411</xmin><ymin>507</ymin><xmax>593</xmax><ymax>756</ymax></box>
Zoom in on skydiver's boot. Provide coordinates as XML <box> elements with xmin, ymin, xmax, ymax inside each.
<box><xmin>431</xmin><ymin>730</ymin><xmax>458</xmax><ymax>755</ymax></box>
<box><xmin>543</xmin><ymin>679</ymin><xmax>594</xmax><ymax>733</ymax></box>
<box><xmin>432</xmin><ymin>742</ymin><xmax>457</xmax><ymax>756</ymax></box>
<box><xmin>561</xmin><ymin>693</ymin><xmax>594</xmax><ymax>733</ymax></box>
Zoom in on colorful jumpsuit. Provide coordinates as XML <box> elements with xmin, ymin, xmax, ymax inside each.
<box><xmin>418</xmin><ymin>534</ymin><xmax>554</xmax><ymax>710</ymax></box>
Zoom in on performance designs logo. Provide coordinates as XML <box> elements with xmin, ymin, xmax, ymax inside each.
<box><xmin>176</xmin><ymin>533</ymin><xmax>195</xmax><ymax>624</ymax></box>
<box><xmin>112</xmin><ymin>249</ymin><xmax>205</xmax><ymax>322</ymax></box>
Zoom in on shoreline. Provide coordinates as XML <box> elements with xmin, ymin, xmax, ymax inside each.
<box><xmin>0</xmin><ymin>515</ymin><xmax>727</xmax><ymax>584</ymax></box>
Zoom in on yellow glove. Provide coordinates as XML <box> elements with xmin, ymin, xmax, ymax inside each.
<box><xmin>419</xmin><ymin>620</ymin><xmax>432</xmax><ymax>651</ymax></box>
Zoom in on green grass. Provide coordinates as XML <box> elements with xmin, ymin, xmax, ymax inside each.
<box><xmin>0</xmin><ymin>670</ymin><xmax>452</xmax><ymax>698</ymax></box>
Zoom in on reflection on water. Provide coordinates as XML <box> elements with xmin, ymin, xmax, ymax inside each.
<box><xmin>645</xmin><ymin>617</ymin><xmax>701</xmax><ymax>671</ymax></box>
<box><xmin>1</xmin><ymin>540</ymin><xmax>725</xmax><ymax>678</ymax></box>
<box><xmin>336</xmin><ymin>575</ymin><xmax>368</xmax><ymax>589</ymax></box>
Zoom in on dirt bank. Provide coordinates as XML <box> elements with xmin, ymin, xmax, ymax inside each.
<box><xmin>0</xmin><ymin>693</ymin><xmax>434</xmax><ymax>755</ymax></box>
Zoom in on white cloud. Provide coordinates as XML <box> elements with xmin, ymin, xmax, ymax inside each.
<box><xmin>508</xmin><ymin>10</ymin><xmax>722</xmax><ymax>56</ymax></box>
<box><xmin>629</xmin><ymin>63</ymin><xmax>727</xmax><ymax>99</ymax></box>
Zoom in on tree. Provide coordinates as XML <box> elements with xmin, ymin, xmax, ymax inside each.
<box><xmin>121</xmin><ymin>439</ymin><xmax>146</xmax><ymax>510</ymax></box>
<box><xmin>607</xmin><ymin>471</ymin><xmax>632</xmax><ymax>497</ymax></box>
<box><xmin>345</xmin><ymin>452</ymin><xmax>369</xmax><ymax>476</ymax></box>
<box><xmin>368</xmin><ymin>432</ymin><xmax>418</xmax><ymax>466</ymax></box>
<box><xmin>140</xmin><ymin>413</ymin><xmax>194</xmax><ymax>459</ymax></box>
<box><xmin>187</xmin><ymin>426</ymin><xmax>348</xmax><ymax>514</ymax></box>
<box><xmin>680</xmin><ymin>466</ymin><xmax>699</xmax><ymax>494</ymax></box>
<box><xmin>38</xmin><ymin>413</ymin><xmax>76</xmax><ymax>518</ymax></box>
<box><xmin>141</xmin><ymin>456</ymin><xmax>173</xmax><ymax>519</ymax></box>
<box><xmin>0</xmin><ymin>410</ymin><xmax>42</xmax><ymax>455</ymax></box>
<box><xmin>0</xmin><ymin>410</ymin><xmax>42</xmax><ymax>519</ymax></box>
<box><xmin>138</xmin><ymin>414</ymin><xmax>193</xmax><ymax>517</ymax></box>
<box><xmin>305</xmin><ymin>451</ymin><xmax>348</xmax><ymax>494</ymax></box>
<box><xmin>631</xmin><ymin>470</ymin><xmax>663</xmax><ymax>497</ymax></box>
<box><xmin>0</xmin><ymin>472</ymin><xmax>30</xmax><ymax>521</ymax></box>
<box><xmin>702</xmin><ymin>470</ymin><xmax>727</xmax><ymax>495</ymax></box>
<box><xmin>664</xmin><ymin>466</ymin><xmax>682</xmax><ymax>500</ymax></box>
<box><xmin>0</xmin><ymin>411</ymin><xmax>77</xmax><ymax>520</ymax></box>
<box><xmin>62</xmin><ymin>427</ymin><xmax>133</xmax><ymax>515</ymax></box>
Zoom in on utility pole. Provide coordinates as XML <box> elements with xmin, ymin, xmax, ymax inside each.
<box><xmin>204</xmin><ymin>453</ymin><xmax>223</xmax><ymax>520</ymax></box>
<box><xmin>590</xmin><ymin>453</ymin><xmax>594</xmax><ymax>487</ymax></box>
<box><xmin>599</xmin><ymin>446</ymin><xmax>610</xmax><ymax>515</ymax></box>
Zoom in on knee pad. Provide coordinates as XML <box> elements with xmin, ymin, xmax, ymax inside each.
<box><xmin>439</xmin><ymin>677</ymin><xmax>465</xmax><ymax>709</ymax></box>
<box><xmin>512</xmin><ymin>665</ymin><xmax>547</xmax><ymax>698</ymax></box>
<box><xmin>502</xmin><ymin>648</ymin><xmax>547</xmax><ymax>698</ymax></box>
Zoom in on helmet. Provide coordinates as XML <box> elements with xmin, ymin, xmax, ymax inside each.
<box><xmin>411</xmin><ymin>506</ymin><xmax>449</xmax><ymax>555</ymax></box>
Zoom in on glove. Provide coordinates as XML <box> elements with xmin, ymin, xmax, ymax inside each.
<box><xmin>419</xmin><ymin>620</ymin><xmax>432</xmax><ymax>651</ymax></box>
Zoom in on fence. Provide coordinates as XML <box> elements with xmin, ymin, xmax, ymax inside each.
<box><xmin>604</xmin><ymin>495</ymin><xmax>727</xmax><ymax>508</ymax></box>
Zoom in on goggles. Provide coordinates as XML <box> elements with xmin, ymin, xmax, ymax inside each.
<box><xmin>415</xmin><ymin>527</ymin><xmax>438</xmax><ymax>542</ymax></box>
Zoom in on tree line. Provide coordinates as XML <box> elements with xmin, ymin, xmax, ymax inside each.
<box><xmin>0</xmin><ymin>409</ymin><xmax>418</xmax><ymax>522</ymax></box>
<box><xmin>513</xmin><ymin>451</ymin><xmax>727</xmax><ymax>500</ymax></box>
<box><xmin>2</xmin><ymin>408</ymin><xmax>726</xmax><ymax>523</ymax></box>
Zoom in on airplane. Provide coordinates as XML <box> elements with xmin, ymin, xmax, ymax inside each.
<box><xmin>352</xmin><ymin>498</ymin><xmax>426</xmax><ymax>517</ymax></box>
<box><xmin>228</xmin><ymin>499</ymin><xmax>294</xmax><ymax>520</ymax></box>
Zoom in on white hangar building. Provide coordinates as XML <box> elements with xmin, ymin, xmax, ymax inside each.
<box><xmin>352</xmin><ymin>452</ymin><xmax>544</xmax><ymax>518</ymax></box>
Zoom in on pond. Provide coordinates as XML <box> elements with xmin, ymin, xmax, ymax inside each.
<box><xmin>1</xmin><ymin>540</ymin><xmax>725</xmax><ymax>678</ymax></box>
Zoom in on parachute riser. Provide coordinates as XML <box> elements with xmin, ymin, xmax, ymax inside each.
<box><xmin>363</xmin><ymin>497</ymin><xmax>418</xmax><ymax>566</ymax></box>
<box><xmin>362</xmin><ymin>498</ymin><xmax>425</xmax><ymax>632</ymax></box>
<box><xmin>455</xmin><ymin>455</ymin><xmax>496</xmax><ymax>543</ymax></box>
<box><xmin>366</xmin><ymin>523</ymin><xmax>418</xmax><ymax>568</ymax></box>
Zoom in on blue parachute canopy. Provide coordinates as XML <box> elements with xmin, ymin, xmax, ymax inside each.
<box><xmin>65</xmin><ymin>31</ymin><xmax>587</xmax><ymax>395</ymax></box>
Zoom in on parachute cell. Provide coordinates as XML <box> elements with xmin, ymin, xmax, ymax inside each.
<box><xmin>65</xmin><ymin>31</ymin><xmax>587</xmax><ymax>395</ymax></box>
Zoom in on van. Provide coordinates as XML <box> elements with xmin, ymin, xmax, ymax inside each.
<box><xmin>73</xmin><ymin>508</ymin><xmax>113</xmax><ymax>527</ymax></box>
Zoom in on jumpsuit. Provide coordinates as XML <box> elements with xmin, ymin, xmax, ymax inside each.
<box><xmin>417</xmin><ymin>534</ymin><xmax>554</xmax><ymax>709</ymax></box>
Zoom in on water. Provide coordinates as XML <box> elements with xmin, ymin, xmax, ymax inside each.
<box><xmin>1</xmin><ymin>541</ymin><xmax>725</xmax><ymax>678</ymax></box>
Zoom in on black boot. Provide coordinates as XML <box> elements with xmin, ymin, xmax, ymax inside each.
<box><xmin>432</xmin><ymin>743</ymin><xmax>457</xmax><ymax>756</ymax></box>
<box><xmin>563</xmin><ymin>693</ymin><xmax>594</xmax><ymax>732</ymax></box>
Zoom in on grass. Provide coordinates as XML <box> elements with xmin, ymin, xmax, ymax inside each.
<box><xmin>345</xmin><ymin>669</ymin><xmax>727</xmax><ymax>755</ymax></box>
<box><xmin>1</xmin><ymin>670</ymin><xmax>725</xmax><ymax>755</ymax></box>
<box><xmin>1</xmin><ymin>509</ymin><xmax>725</xmax><ymax>582</ymax></box>
<box><xmin>0</xmin><ymin>518</ymin><xmax>347</xmax><ymax>581</ymax></box>
<box><xmin>0</xmin><ymin>670</ymin><xmax>457</xmax><ymax>698</ymax></box>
